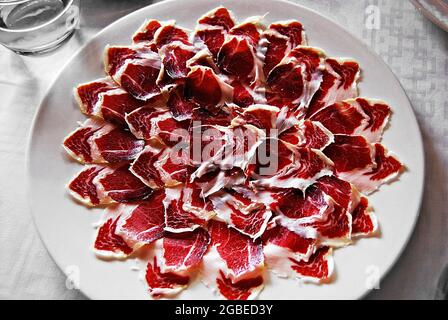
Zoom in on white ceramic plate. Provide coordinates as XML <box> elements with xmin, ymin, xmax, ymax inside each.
<box><xmin>27</xmin><ymin>0</ymin><xmax>424</xmax><ymax>300</ymax></box>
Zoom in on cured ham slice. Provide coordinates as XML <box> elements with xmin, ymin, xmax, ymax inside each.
<box><xmin>262</xmin><ymin>225</ymin><xmax>316</xmax><ymax>277</ymax></box>
<box><xmin>260</xmin><ymin>20</ymin><xmax>307</xmax><ymax>76</ymax></box>
<box><xmin>351</xmin><ymin>196</ymin><xmax>378</xmax><ymax>237</ymax></box>
<box><xmin>201</xmin><ymin>220</ymin><xmax>264</xmax><ymax>299</ymax></box>
<box><xmin>115</xmin><ymin>193</ymin><xmax>166</xmax><ymax>249</ymax></box>
<box><xmin>161</xmin><ymin>228</ymin><xmax>210</xmax><ymax>273</ymax></box>
<box><xmin>163</xmin><ymin>187</ymin><xmax>210</xmax><ymax>233</ymax></box>
<box><xmin>279</xmin><ymin>120</ymin><xmax>334</xmax><ymax>150</ymax></box>
<box><xmin>198</xmin><ymin>7</ymin><xmax>235</xmax><ymax>31</ymax></box>
<box><xmin>69</xmin><ymin>164</ymin><xmax>151</xmax><ymax>206</ymax></box>
<box><xmin>131</xmin><ymin>145</ymin><xmax>190</xmax><ymax>188</ymax></box>
<box><xmin>307</xmin><ymin>58</ymin><xmax>360</xmax><ymax>117</ymax></box>
<box><xmin>210</xmin><ymin>187</ymin><xmax>272</xmax><ymax>239</ymax></box>
<box><xmin>310</xmin><ymin>98</ymin><xmax>390</xmax><ymax>143</ymax></box>
<box><xmin>324</xmin><ymin>136</ymin><xmax>402</xmax><ymax>194</ymax></box>
<box><xmin>63</xmin><ymin>118</ymin><xmax>144</xmax><ymax>164</ymax></box>
<box><xmin>126</xmin><ymin>108</ymin><xmax>190</xmax><ymax>146</ymax></box>
<box><xmin>159</xmin><ymin>42</ymin><xmax>196</xmax><ymax>79</ymax></box>
<box><xmin>145</xmin><ymin>256</ymin><xmax>190</xmax><ymax>298</ymax></box>
<box><xmin>153</xmin><ymin>22</ymin><xmax>191</xmax><ymax>48</ymax></box>
<box><xmin>104</xmin><ymin>45</ymin><xmax>163</xmax><ymax>101</ymax></box>
<box><xmin>185</xmin><ymin>66</ymin><xmax>233</xmax><ymax>112</ymax></box>
<box><xmin>93</xmin><ymin>210</ymin><xmax>133</xmax><ymax>259</ymax></box>
<box><xmin>266</xmin><ymin>46</ymin><xmax>324</xmax><ymax>117</ymax></box>
<box><xmin>189</xmin><ymin>167</ymin><xmax>246</xmax><ymax>197</ymax></box>
<box><xmin>231</xmin><ymin>104</ymin><xmax>299</xmax><ymax>135</ymax></box>
<box><xmin>132</xmin><ymin>19</ymin><xmax>162</xmax><ymax>44</ymax></box>
<box><xmin>251</xmin><ymin>139</ymin><xmax>334</xmax><ymax>191</ymax></box>
<box><xmin>74</xmin><ymin>78</ymin><xmax>145</xmax><ymax>126</ymax></box>
<box><xmin>290</xmin><ymin>246</ymin><xmax>334</xmax><ymax>283</ymax></box>
<box><xmin>166</xmin><ymin>83</ymin><xmax>196</xmax><ymax>121</ymax></box>
<box><xmin>182</xmin><ymin>181</ymin><xmax>216</xmax><ymax>217</ymax></box>
<box><xmin>68</xmin><ymin>165</ymin><xmax>106</xmax><ymax>206</ymax></box>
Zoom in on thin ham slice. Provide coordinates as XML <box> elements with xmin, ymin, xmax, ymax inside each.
<box><xmin>306</xmin><ymin>58</ymin><xmax>360</xmax><ymax>117</ymax></box>
<box><xmin>132</xmin><ymin>19</ymin><xmax>162</xmax><ymax>44</ymax></box>
<box><xmin>310</xmin><ymin>98</ymin><xmax>390</xmax><ymax>143</ymax></box>
<box><xmin>104</xmin><ymin>44</ymin><xmax>163</xmax><ymax>101</ymax></box>
<box><xmin>279</xmin><ymin>120</ymin><xmax>334</xmax><ymax>150</ymax></box>
<box><xmin>290</xmin><ymin>246</ymin><xmax>334</xmax><ymax>283</ymax></box>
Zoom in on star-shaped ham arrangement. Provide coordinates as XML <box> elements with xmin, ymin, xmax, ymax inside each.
<box><xmin>62</xmin><ymin>7</ymin><xmax>403</xmax><ymax>300</ymax></box>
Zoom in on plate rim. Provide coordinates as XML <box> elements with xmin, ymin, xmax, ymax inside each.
<box><xmin>25</xmin><ymin>0</ymin><xmax>425</xmax><ymax>300</ymax></box>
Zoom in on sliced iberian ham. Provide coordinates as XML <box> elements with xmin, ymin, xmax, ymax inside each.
<box><xmin>290</xmin><ymin>246</ymin><xmax>334</xmax><ymax>283</ymax></box>
<box><xmin>68</xmin><ymin>164</ymin><xmax>151</xmax><ymax>206</ymax></box>
<box><xmin>209</xmin><ymin>186</ymin><xmax>272</xmax><ymax>239</ymax></box>
<box><xmin>310</xmin><ymin>98</ymin><xmax>391</xmax><ymax>143</ymax></box>
<box><xmin>159</xmin><ymin>42</ymin><xmax>197</xmax><ymax>80</ymax></box>
<box><xmin>279</xmin><ymin>120</ymin><xmax>334</xmax><ymax>150</ymax></box>
<box><xmin>74</xmin><ymin>77</ymin><xmax>145</xmax><ymax>126</ymax></box>
<box><xmin>250</xmin><ymin>139</ymin><xmax>334</xmax><ymax>191</ymax></box>
<box><xmin>132</xmin><ymin>19</ymin><xmax>162</xmax><ymax>45</ymax></box>
<box><xmin>201</xmin><ymin>220</ymin><xmax>264</xmax><ymax>299</ymax></box>
<box><xmin>262</xmin><ymin>225</ymin><xmax>318</xmax><ymax>278</ymax></box>
<box><xmin>163</xmin><ymin>187</ymin><xmax>212</xmax><ymax>233</ymax></box>
<box><xmin>166</xmin><ymin>82</ymin><xmax>196</xmax><ymax>121</ymax></box>
<box><xmin>266</xmin><ymin>46</ymin><xmax>324</xmax><ymax>117</ymax></box>
<box><xmin>351</xmin><ymin>196</ymin><xmax>378</xmax><ymax>237</ymax></box>
<box><xmin>306</xmin><ymin>58</ymin><xmax>360</xmax><ymax>117</ymax></box>
<box><xmin>63</xmin><ymin>118</ymin><xmax>144</xmax><ymax>164</ymax></box>
<box><xmin>153</xmin><ymin>21</ymin><xmax>191</xmax><ymax>48</ymax></box>
<box><xmin>130</xmin><ymin>145</ymin><xmax>190</xmax><ymax>189</ymax></box>
<box><xmin>126</xmin><ymin>108</ymin><xmax>190</xmax><ymax>146</ymax></box>
<box><xmin>189</xmin><ymin>167</ymin><xmax>246</xmax><ymax>198</ymax></box>
<box><xmin>145</xmin><ymin>228</ymin><xmax>210</xmax><ymax>298</ymax></box>
<box><xmin>93</xmin><ymin>192</ymin><xmax>165</xmax><ymax>258</ymax></box>
<box><xmin>185</xmin><ymin>65</ymin><xmax>233</xmax><ymax>112</ymax></box>
<box><xmin>104</xmin><ymin>44</ymin><xmax>163</xmax><ymax>101</ymax></box>
<box><xmin>324</xmin><ymin>135</ymin><xmax>402</xmax><ymax>194</ymax></box>
<box><xmin>260</xmin><ymin>20</ymin><xmax>307</xmax><ymax>76</ymax></box>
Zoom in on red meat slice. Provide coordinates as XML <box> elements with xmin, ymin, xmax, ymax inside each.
<box><xmin>216</xmin><ymin>271</ymin><xmax>264</xmax><ymax>300</ymax></box>
<box><xmin>310</xmin><ymin>98</ymin><xmax>390</xmax><ymax>143</ymax></box>
<box><xmin>145</xmin><ymin>256</ymin><xmax>190</xmax><ymax>298</ymax></box>
<box><xmin>290</xmin><ymin>246</ymin><xmax>334</xmax><ymax>282</ymax></box>
<box><xmin>185</xmin><ymin>66</ymin><xmax>233</xmax><ymax>112</ymax></box>
<box><xmin>94</xmin><ymin>216</ymin><xmax>133</xmax><ymax>258</ymax></box>
<box><xmin>104</xmin><ymin>45</ymin><xmax>162</xmax><ymax>101</ymax></box>
<box><xmin>163</xmin><ymin>187</ymin><xmax>208</xmax><ymax>233</ymax></box>
<box><xmin>63</xmin><ymin>118</ymin><xmax>144</xmax><ymax>164</ymax></box>
<box><xmin>162</xmin><ymin>228</ymin><xmax>210</xmax><ymax>272</ymax></box>
<box><xmin>166</xmin><ymin>83</ymin><xmax>196</xmax><ymax>121</ymax></box>
<box><xmin>279</xmin><ymin>120</ymin><xmax>334</xmax><ymax>150</ymax></box>
<box><xmin>67</xmin><ymin>165</ymin><xmax>104</xmax><ymax>206</ymax></box>
<box><xmin>351</xmin><ymin>197</ymin><xmax>378</xmax><ymax>237</ymax></box>
<box><xmin>115</xmin><ymin>192</ymin><xmax>166</xmax><ymax>249</ymax></box>
<box><xmin>229</xmin><ymin>18</ymin><xmax>263</xmax><ymax>47</ymax></box>
<box><xmin>230</xmin><ymin>79</ymin><xmax>256</xmax><ymax>108</ymax></box>
<box><xmin>307</xmin><ymin>58</ymin><xmax>360</xmax><ymax>117</ymax></box>
<box><xmin>194</xmin><ymin>26</ymin><xmax>227</xmax><ymax>59</ymax></box>
<box><xmin>198</xmin><ymin>6</ymin><xmax>235</xmax><ymax>31</ymax></box>
<box><xmin>266</xmin><ymin>46</ymin><xmax>324</xmax><ymax>117</ymax></box>
<box><xmin>208</xmin><ymin>220</ymin><xmax>264</xmax><ymax>281</ymax></box>
<box><xmin>126</xmin><ymin>108</ymin><xmax>190</xmax><ymax>146</ymax></box>
<box><xmin>132</xmin><ymin>19</ymin><xmax>162</xmax><ymax>44</ymax></box>
<box><xmin>159</xmin><ymin>42</ymin><xmax>196</xmax><ymax>79</ymax></box>
<box><xmin>210</xmin><ymin>187</ymin><xmax>272</xmax><ymax>239</ymax></box>
<box><xmin>261</xmin><ymin>20</ymin><xmax>306</xmax><ymax>76</ymax></box>
<box><xmin>74</xmin><ymin>78</ymin><xmax>115</xmax><ymax>115</ymax></box>
<box><xmin>154</xmin><ymin>23</ymin><xmax>190</xmax><ymax>48</ymax></box>
<box><xmin>96</xmin><ymin>164</ymin><xmax>152</xmax><ymax>203</ymax></box>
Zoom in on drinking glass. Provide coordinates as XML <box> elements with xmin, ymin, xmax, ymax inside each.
<box><xmin>0</xmin><ymin>0</ymin><xmax>80</xmax><ymax>55</ymax></box>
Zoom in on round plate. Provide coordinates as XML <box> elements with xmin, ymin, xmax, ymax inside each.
<box><xmin>27</xmin><ymin>0</ymin><xmax>424</xmax><ymax>300</ymax></box>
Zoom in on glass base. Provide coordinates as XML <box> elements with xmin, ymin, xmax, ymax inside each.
<box><xmin>7</xmin><ymin>28</ymin><xmax>75</xmax><ymax>56</ymax></box>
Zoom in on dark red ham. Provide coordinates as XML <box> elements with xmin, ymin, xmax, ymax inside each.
<box><xmin>94</xmin><ymin>216</ymin><xmax>133</xmax><ymax>258</ymax></box>
<box><xmin>132</xmin><ymin>19</ymin><xmax>162</xmax><ymax>44</ymax></box>
<box><xmin>198</xmin><ymin>6</ymin><xmax>235</xmax><ymax>31</ymax></box>
<box><xmin>67</xmin><ymin>165</ymin><xmax>105</xmax><ymax>206</ymax></box>
<box><xmin>216</xmin><ymin>271</ymin><xmax>264</xmax><ymax>300</ymax></box>
<box><xmin>279</xmin><ymin>120</ymin><xmax>334</xmax><ymax>150</ymax></box>
<box><xmin>115</xmin><ymin>191</ymin><xmax>166</xmax><ymax>249</ymax></box>
<box><xmin>162</xmin><ymin>228</ymin><xmax>210</xmax><ymax>272</ymax></box>
<box><xmin>185</xmin><ymin>66</ymin><xmax>233</xmax><ymax>112</ymax></box>
<box><xmin>63</xmin><ymin>118</ymin><xmax>144</xmax><ymax>164</ymax></box>
<box><xmin>310</xmin><ymin>98</ymin><xmax>390</xmax><ymax>143</ymax></box>
<box><xmin>307</xmin><ymin>58</ymin><xmax>360</xmax><ymax>117</ymax></box>
<box><xmin>290</xmin><ymin>246</ymin><xmax>334</xmax><ymax>282</ymax></box>
<box><xmin>351</xmin><ymin>197</ymin><xmax>378</xmax><ymax>237</ymax></box>
<box><xmin>154</xmin><ymin>23</ymin><xmax>190</xmax><ymax>48</ymax></box>
<box><xmin>104</xmin><ymin>45</ymin><xmax>162</xmax><ymax>101</ymax></box>
<box><xmin>145</xmin><ymin>256</ymin><xmax>190</xmax><ymax>298</ymax></box>
<box><xmin>159</xmin><ymin>42</ymin><xmax>196</xmax><ymax>79</ymax></box>
<box><xmin>166</xmin><ymin>83</ymin><xmax>195</xmax><ymax>121</ymax></box>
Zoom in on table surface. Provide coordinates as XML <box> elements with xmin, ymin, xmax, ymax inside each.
<box><xmin>0</xmin><ymin>0</ymin><xmax>446</xmax><ymax>300</ymax></box>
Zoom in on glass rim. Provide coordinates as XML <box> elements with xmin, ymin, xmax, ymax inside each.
<box><xmin>0</xmin><ymin>0</ymin><xmax>76</xmax><ymax>33</ymax></box>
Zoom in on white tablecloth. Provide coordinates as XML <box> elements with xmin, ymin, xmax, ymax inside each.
<box><xmin>0</xmin><ymin>0</ymin><xmax>446</xmax><ymax>300</ymax></box>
